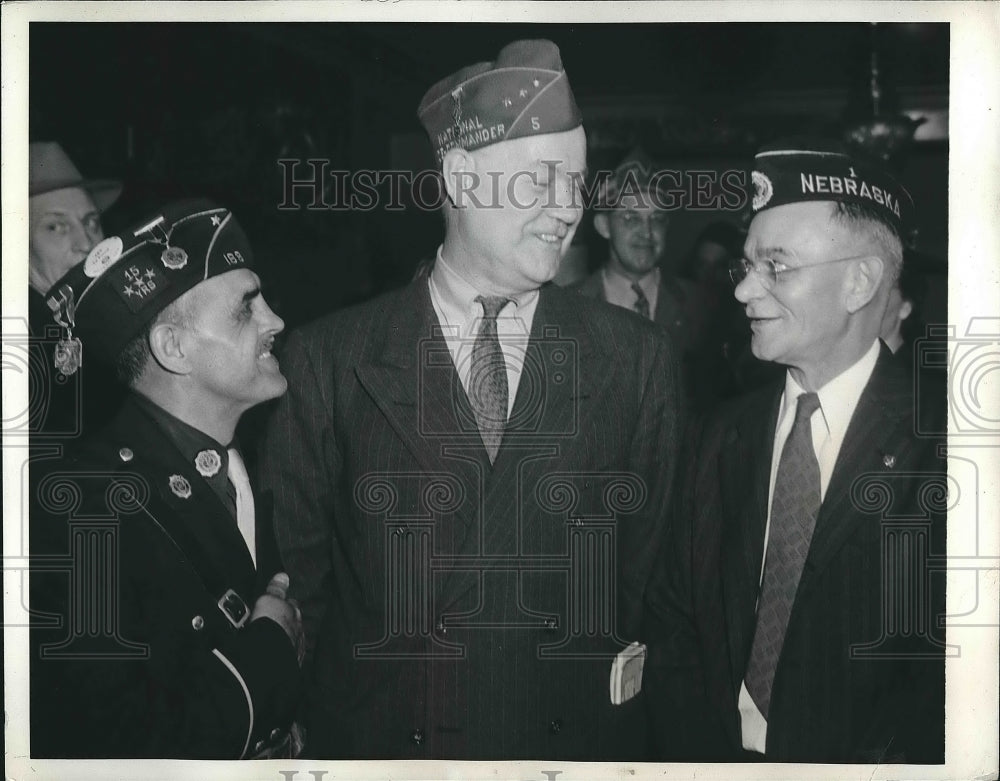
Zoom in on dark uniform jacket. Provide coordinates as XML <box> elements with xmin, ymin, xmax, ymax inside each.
<box><xmin>259</xmin><ymin>280</ymin><xmax>682</xmax><ymax>760</ymax></box>
<box><xmin>30</xmin><ymin>394</ymin><xmax>301</xmax><ymax>758</ymax></box>
<box><xmin>642</xmin><ymin>345</ymin><xmax>947</xmax><ymax>763</ymax></box>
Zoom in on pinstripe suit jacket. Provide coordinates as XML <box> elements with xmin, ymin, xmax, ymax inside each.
<box><xmin>642</xmin><ymin>346</ymin><xmax>947</xmax><ymax>762</ymax></box>
<box><xmin>259</xmin><ymin>279</ymin><xmax>682</xmax><ymax>759</ymax></box>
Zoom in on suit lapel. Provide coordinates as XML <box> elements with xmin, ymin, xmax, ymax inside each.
<box><xmin>354</xmin><ymin>281</ymin><xmax>482</xmax><ymax>478</ymax></box>
<box><xmin>113</xmin><ymin>399</ymin><xmax>257</xmax><ymax>599</ymax></box>
<box><xmin>800</xmin><ymin>349</ymin><xmax>912</xmax><ymax>587</ymax></box>
<box><xmin>719</xmin><ymin>384</ymin><xmax>782</xmax><ymax>689</ymax></box>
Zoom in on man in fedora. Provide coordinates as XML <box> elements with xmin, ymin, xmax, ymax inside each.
<box><xmin>30</xmin><ymin>199</ymin><xmax>303</xmax><ymax>758</ymax></box>
<box><xmin>28</xmin><ymin>141</ymin><xmax>125</xmax><ymax>438</ymax></box>
<box><xmin>642</xmin><ymin>139</ymin><xmax>947</xmax><ymax>762</ymax></box>
<box><xmin>260</xmin><ymin>39</ymin><xmax>681</xmax><ymax>759</ymax></box>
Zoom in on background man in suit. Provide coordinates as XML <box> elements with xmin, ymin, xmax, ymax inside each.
<box><xmin>259</xmin><ymin>39</ymin><xmax>681</xmax><ymax>760</ymax></box>
<box><xmin>574</xmin><ymin>149</ymin><xmax>714</xmax><ymax>409</ymax></box>
<box><xmin>643</xmin><ymin>140</ymin><xmax>946</xmax><ymax>762</ymax></box>
<box><xmin>31</xmin><ymin>200</ymin><xmax>303</xmax><ymax>758</ymax></box>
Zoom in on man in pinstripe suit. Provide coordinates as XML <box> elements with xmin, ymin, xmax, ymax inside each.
<box><xmin>259</xmin><ymin>40</ymin><xmax>682</xmax><ymax>759</ymax></box>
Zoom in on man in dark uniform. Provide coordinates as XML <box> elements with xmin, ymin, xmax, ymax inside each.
<box><xmin>28</xmin><ymin>141</ymin><xmax>127</xmax><ymax>440</ymax></box>
<box><xmin>259</xmin><ymin>40</ymin><xmax>681</xmax><ymax>760</ymax></box>
<box><xmin>30</xmin><ymin>199</ymin><xmax>303</xmax><ymax>758</ymax></box>
<box><xmin>573</xmin><ymin>149</ymin><xmax>714</xmax><ymax>408</ymax></box>
<box><xmin>642</xmin><ymin>140</ymin><xmax>947</xmax><ymax>762</ymax></box>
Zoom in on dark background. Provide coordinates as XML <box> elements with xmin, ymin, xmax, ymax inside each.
<box><xmin>30</xmin><ymin>22</ymin><xmax>949</xmax><ymax>330</ymax></box>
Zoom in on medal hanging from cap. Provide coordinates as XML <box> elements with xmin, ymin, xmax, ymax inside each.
<box><xmin>47</xmin><ymin>284</ymin><xmax>83</xmax><ymax>377</ymax></box>
<box><xmin>133</xmin><ymin>215</ymin><xmax>188</xmax><ymax>271</ymax></box>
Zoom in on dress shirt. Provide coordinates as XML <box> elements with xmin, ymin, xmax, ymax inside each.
<box><xmin>739</xmin><ymin>338</ymin><xmax>881</xmax><ymax>753</ymax></box>
<box><xmin>601</xmin><ymin>266</ymin><xmax>660</xmax><ymax>320</ymax></box>
<box><xmin>427</xmin><ymin>246</ymin><xmax>539</xmax><ymax>417</ymax></box>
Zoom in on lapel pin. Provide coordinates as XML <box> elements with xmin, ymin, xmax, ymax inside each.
<box><xmin>195</xmin><ymin>449</ymin><xmax>221</xmax><ymax>478</ymax></box>
<box><xmin>882</xmin><ymin>453</ymin><xmax>896</xmax><ymax>469</ymax></box>
<box><xmin>169</xmin><ymin>474</ymin><xmax>192</xmax><ymax>499</ymax></box>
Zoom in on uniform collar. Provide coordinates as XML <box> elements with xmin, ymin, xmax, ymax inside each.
<box><xmin>131</xmin><ymin>392</ymin><xmax>232</xmax><ymax>498</ymax></box>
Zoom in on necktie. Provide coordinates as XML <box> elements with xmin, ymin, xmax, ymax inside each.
<box><xmin>227</xmin><ymin>448</ymin><xmax>257</xmax><ymax>567</ymax></box>
<box><xmin>631</xmin><ymin>282</ymin><xmax>651</xmax><ymax>319</ymax></box>
<box><xmin>744</xmin><ymin>391</ymin><xmax>822</xmax><ymax>718</ymax></box>
<box><xmin>470</xmin><ymin>295</ymin><xmax>510</xmax><ymax>464</ymax></box>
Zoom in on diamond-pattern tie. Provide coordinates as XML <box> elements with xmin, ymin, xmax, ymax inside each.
<box><xmin>744</xmin><ymin>391</ymin><xmax>822</xmax><ymax>718</ymax></box>
<box><xmin>470</xmin><ymin>295</ymin><xmax>510</xmax><ymax>464</ymax></box>
<box><xmin>631</xmin><ymin>282</ymin><xmax>651</xmax><ymax>319</ymax></box>
<box><xmin>227</xmin><ymin>447</ymin><xmax>257</xmax><ymax>567</ymax></box>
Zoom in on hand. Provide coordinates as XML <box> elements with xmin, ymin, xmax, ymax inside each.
<box><xmin>251</xmin><ymin>572</ymin><xmax>305</xmax><ymax>665</ymax></box>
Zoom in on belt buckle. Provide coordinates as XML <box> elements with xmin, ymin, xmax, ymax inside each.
<box><xmin>217</xmin><ymin>588</ymin><xmax>250</xmax><ymax>628</ymax></box>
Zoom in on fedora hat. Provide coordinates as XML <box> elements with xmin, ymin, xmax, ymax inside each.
<box><xmin>29</xmin><ymin>141</ymin><xmax>122</xmax><ymax>212</ymax></box>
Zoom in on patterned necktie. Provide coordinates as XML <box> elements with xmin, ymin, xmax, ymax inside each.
<box><xmin>631</xmin><ymin>282</ymin><xmax>651</xmax><ymax>319</ymax></box>
<box><xmin>744</xmin><ymin>391</ymin><xmax>822</xmax><ymax>718</ymax></box>
<box><xmin>470</xmin><ymin>295</ymin><xmax>510</xmax><ymax>464</ymax></box>
<box><xmin>227</xmin><ymin>448</ymin><xmax>257</xmax><ymax>567</ymax></box>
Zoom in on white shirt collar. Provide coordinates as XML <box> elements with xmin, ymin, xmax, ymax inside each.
<box><xmin>429</xmin><ymin>246</ymin><xmax>537</xmax><ymax>329</ymax></box>
<box><xmin>781</xmin><ymin>339</ymin><xmax>881</xmax><ymax>441</ymax></box>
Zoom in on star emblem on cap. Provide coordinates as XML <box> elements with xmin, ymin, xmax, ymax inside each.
<box><xmin>194</xmin><ymin>449</ymin><xmax>222</xmax><ymax>478</ymax></box>
<box><xmin>210</xmin><ymin>214</ymin><xmax>222</xmax><ymax>226</ymax></box>
<box><xmin>519</xmin><ymin>88</ymin><xmax>528</xmax><ymax>98</ymax></box>
<box><xmin>503</xmin><ymin>97</ymin><xmax>512</xmax><ymax>108</ymax></box>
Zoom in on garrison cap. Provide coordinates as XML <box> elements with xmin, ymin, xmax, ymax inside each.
<box><xmin>45</xmin><ymin>199</ymin><xmax>254</xmax><ymax>374</ymax></box>
<box><xmin>749</xmin><ymin>137</ymin><xmax>914</xmax><ymax>236</ymax></box>
<box><xmin>417</xmin><ymin>39</ymin><xmax>582</xmax><ymax>165</ymax></box>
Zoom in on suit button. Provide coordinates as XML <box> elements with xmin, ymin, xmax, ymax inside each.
<box><xmin>269</xmin><ymin>727</ymin><xmax>283</xmax><ymax>741</ymax></box>
<box><xmin>253</xmin><ymin>739</ymin><xmax>265</xmax><ymax>753</ymax></box>
<box><xmin>410</xmin><ymin>728</ymin><xmax>425</xmax><ymax>745</ymax></box>
<box><xmin>119</xmin><ymin>447</ymin><xmax>134</xmax><ymax>462</ymax></box>
<box><xmin>549</xmin><ymin>718</ymin><xmax>563</xmax><ymax>735</ymax></box>
<box><xmin>191</xmin><ymin>615</ymin><xmax>204</xmax><ymax>631</ymax></box>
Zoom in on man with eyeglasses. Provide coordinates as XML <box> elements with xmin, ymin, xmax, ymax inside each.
<box><xmin>642</xmin><ymin>139</ymin><xmax>946</xmax><ymax>763</ymax></box>
<box><xmin>574</xmin><ymin>148</ymin><xmax>711</xmax><ymax>407</ymax></box>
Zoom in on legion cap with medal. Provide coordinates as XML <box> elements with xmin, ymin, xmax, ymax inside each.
<box><xmin>46</xmin><ymin>198</ymin><xmax>255</xmax><ymax>376</ymax></box>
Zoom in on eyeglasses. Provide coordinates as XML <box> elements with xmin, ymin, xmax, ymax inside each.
<box><xmin>728</xmin><ymin>253</ymin><xmax>870</xmax><ymax>290</ymax></box>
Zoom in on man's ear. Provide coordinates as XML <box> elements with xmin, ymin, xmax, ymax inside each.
<box><xmin>441</xmin><ymin>148</ymin><xmax>477</xmax><ymax>208</ymax></box>
<box><xmin>845</xmin><ymin>255</ymin><xmax>886</xmax><ymax>314</ymax></box>
<box><xmin>593</xmin><ymin>212</ymin><xmax>611</xmax><ymax>241</ymax></box>
<box><xmin>147</xmin><ymin>320</ymin><xmax>192</xmax><ymax>375</ymax></box>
